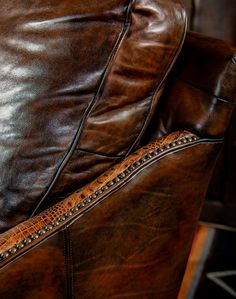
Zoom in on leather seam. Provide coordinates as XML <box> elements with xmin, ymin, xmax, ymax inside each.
<box><xmin>75</xmin><ymin>147</ymin><xmax>123</xmax><ymax>158</ymax></box>
<box><xmin>62</xmin><ymin>231</ymin><xmax>68</xmax><ymax>299</ymax></box>
<box><xmin>125</xmin><ymin>8</ymin><xmax>188</xmax><ymax>157</ymax></box>
<box><xmin>30</xmin><ymin>0</ymin><xmax>135</xmax><ymax>217</ymax></box>
<box><xmin>0</xmin><ymin>133</ymin><xmax>224</xmax><ymax>268</ymax></box>
<box><xmin>174</xmin><ymin>77</ymin><xmax>236</xmax><ymax>104</ymax></box>
<box><xmin>63</xmin><ymin>229</ymin><xmax>74</xmax><ymax>299</ymax></box>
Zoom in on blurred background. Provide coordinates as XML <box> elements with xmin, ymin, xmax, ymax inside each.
<box><xmin>178</xmin><ymin>1</ymin><xmax>236</xmax><ymax>298</ymax></box>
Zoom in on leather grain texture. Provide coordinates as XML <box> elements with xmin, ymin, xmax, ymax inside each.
<box><xmin>0</xmin><ymin>130</ymin><xmax>194</xmax><ymax>263</ymax></box>
<box><xmin>0</xmin><ymin>232</ymin><xmax>65</xmax><ymax>299</ymax></box>
<box><xmin>0</xmin><ymin>0</ymin><xmax>130</xmax><ymax>232</ymax></box>
<box><xmin>47</xmin><ymin>0</ymin><xmax>187</xmax><ymax>208</ymax></box>
<box><xmin>69</xmin><ymin>141</ymin><xmax>221</xmax><ymax>299</ymax></box>
<box><xmin>0</xmin><ymin>2</ymin><xmax>235</xmax><ymax>297</ymax></box>
<box><xmin>148</xmin><ymin>32</ymin><xmax>236</xmax><ymax>229</ymax></box>
<box><xmin>141</xmin><ymin>32</ymin><xmax>236</xmax><ymax>145</ymax></box>
<box><xmin>182</xmin><ymin>0</ymin><xmax>236</xmax><ymax>229</ymax></box>
<box><xmin>0</xmin><ymin>134</ymin><xmax>222</xmax><ymax>298</ymax></box>
<box><xmin>0</xmin><ymin>0</ymin><xmax>186</xmax><ymax>233</ymax></box>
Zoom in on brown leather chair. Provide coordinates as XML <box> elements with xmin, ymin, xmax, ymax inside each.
<box><xmin>0</xmin><ymin>1</ymin><xmax>235</xmax><ymax>298</ymax></box>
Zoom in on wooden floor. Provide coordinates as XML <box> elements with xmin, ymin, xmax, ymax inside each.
<box><xmin>178</xmin><ymin>225</ymin><xmax>216</xmax><ymax>299</ymax></box>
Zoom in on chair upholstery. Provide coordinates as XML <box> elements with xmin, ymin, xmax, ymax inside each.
<box><xmin>182</xmin><ymin>0</ymin><xmax>236</xmax><ymax>229</ymax></box>
<box><xmin>0</xmin><ymin>0</ymin><xmax>186</xmax><ymax>233</ymax></box>
<box><xmin>0</xmin><ymin>0</ymin><xmax>235</xmax><ymax>298</ymax></box>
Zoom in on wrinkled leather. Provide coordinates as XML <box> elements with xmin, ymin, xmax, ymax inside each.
<box><xmin>182</xmin><ymin>0</ymin><xmax>236</xmax><ymax>229</ymax></box>
<box><xmin>0</xmin><ymin>233</ymin><xmax>65</xmax><ymax>299</ymax></box>
<box><xmin>0</xmin><ymin>2</ymin><xmax>236</xmax><ymax>297</ymax></box>
<box><xmin>0</xmin><ymin>136</ymin><xmax>222</xmax><ymax>299</ymax></box>
<box><xmin>0</xmin><ymin>130</ymin><xmax>193</xmax><ymax>259</ymax></box>
<box><xmin>0</xmin><ymin>0</ymin><xmax>186</xmax><ymax>232</ymax></box>
<box><xmin>47</xmin><ymin>0</ymin><xmax>187</xmax><ymax>207</ymax></box>
<box><xmin>0</xmin><ymin>0</ymin><xmax>130</xmax><ymax>231</ymax></box>
<box><xmin>141</xmin><ymin>32</ymin><xmax>236</xmax><ymax>144</ymax></box>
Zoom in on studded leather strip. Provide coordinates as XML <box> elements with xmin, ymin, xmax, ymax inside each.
<box><xmin>0</xmin><ymin>130</ymin><xmax>203</xmax><ymax>267</ymax></box>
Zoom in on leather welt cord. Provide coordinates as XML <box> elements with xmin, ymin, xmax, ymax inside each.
<box><xmin>0</xmin><ymin>130</ymin><xmax>223</xmax><ymax>269</ymax></box>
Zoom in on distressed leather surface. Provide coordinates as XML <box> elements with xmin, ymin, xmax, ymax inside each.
<box><xmin>181</xmin><ymin>0</ymin><xmax>236</xmax><ymax>229</ymax></box>
<box><xmin>0</xmin><ymin>135</ymin><xmax>222</xmax><ymax>298</ymax></box>
<box><xmin>0</xmin><ymin>1</ymin><xmax>235</xmax><ymax>298</ymax></box>
<box><xmin>0</xmin><ymin>232</ymin><xmax>65</xmax><ymax>299</ymax></box>
<box><xmin>141</xmin><ymin>32</ymin><xmax>236</xmax><ymax>144</ymax></box>
<box><xmin>0</xmin><ymin>130</ymin><xmax>193</xmax><ymax>260</ymax></box>
<box><xmin>68</xmin><ymin>142</ymin><xmax>221</xmax><ymax>299</ymax></box>
<box><xmin>0</xmin><ymin>0</ymin><xmax>186</xmax><ymax>233</ymax></box>
<box><xmin>46</xmin><ymin>0</ymin><xmax>187</xmax><ymax>209</ymax></box>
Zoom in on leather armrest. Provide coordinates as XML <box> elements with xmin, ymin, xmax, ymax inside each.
<box><xmin>144</xmin><ymin>32</ymin><xmax>236</xmax><ymax>142</ymax></box>
<box><xmin>175</xmin><ymin>32</ymin><xmax>236</xmax><ymax>102</ymax></box>
<box><xmin>0</xmin><ymin>130</ymin><xmax>222</xmax><ymax>298</ymax></box>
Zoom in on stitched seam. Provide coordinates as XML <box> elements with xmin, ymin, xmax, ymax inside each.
<box><xmin>62</xmin><ymin>231</ymin><xmax>68</xmax><ymax>299</ymax></box>
<box><xmin>30</xmin><ymin>0</ymin><xmax>135</xmax><ymax>217</ymax></box>
<box><xmin>0</xmin><ymin>134</ymin><xmax>224</xmax><ymax>267</ymax></box>
<box><xmin>174</xmin><ymin>77</ymin><xmax>236</xmax><ymax>104</ymax></box>
<box><xmin>125</xmin><ymin>7</ymin><xmax>188</xmax><ymax>157</ymax></box>
<box><xmin>63</xmin><ymin>229</ymin><xmax>74</xmax><ymax>299</ymax></box>
<box><xmin>75</xmin><ymin>147</ymin><xmax>123</xmax><ymax>158</ymax></box>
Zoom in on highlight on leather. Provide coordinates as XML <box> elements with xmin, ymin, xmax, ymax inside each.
<box><xmin>143</xmin><ymin>32</ymin><xmax>236</xmax><ymax>143</ymax></box>
<box><xmin>0</xmin><ymin>0</ymin><xmax>187</xmax><ymax>232</ymax></box>
<box><xmin>0</xmin><ymin>130</ymin><xmax>202</xmax><ymax>267</ymax></box>
<box><xmin>45</xmin><ymin>0</ymin><xmax>188</xmax><ymax>213</ymax></box>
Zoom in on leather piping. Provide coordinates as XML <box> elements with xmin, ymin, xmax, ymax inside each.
<box><xmin>0</xmin><ymin>131</ymin><xmax>223</xmax><ymax>269</ymax></box>
<box><xmin>126</xmin><ymin>6</ymin><xmax>188</xmax><ymax>156</ymax></box>
<box><xmin>174</xmin><ymin>77</ymin><xmax>236</xmax><ymax>104</ymax></box>
<box><xmin>30</xmin><ymin>0</ymin><xmax>134</xmax><ymax>217</ymax></box>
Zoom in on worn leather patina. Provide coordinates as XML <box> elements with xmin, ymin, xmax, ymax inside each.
<box><xmin>0</xmin><ymin>0</ymin><xmax>186</xmax><ymax>232</ymax></box>
<box><xmin>182</xmin><ymin>0</ymin><xmax>236</xmax><ymax>229</ymax></box>
<box><xmin>0</xmin><ymin>132</ymin><xmax>222</xmax><ymax>299</ymax></box>
<box><xmin>0</xmin><ymin>0</ymin><xmax>235</xmax><ymax>298</ymax></box>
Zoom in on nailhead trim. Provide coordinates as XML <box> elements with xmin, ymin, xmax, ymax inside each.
<box><xmin>0</xmin><ymin>135</ymin><xmax>199</xmax><ymax>263</ymax></box>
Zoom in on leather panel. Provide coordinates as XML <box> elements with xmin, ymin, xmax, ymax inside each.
<box><xmin>78</xmin><ymin>0</ymin><xmax>187</xmax><ymax>156</ymax></box>
<box><xmin>0</xmin><ymin>232</ymin><xmax>65</xmax><ymax>299</ymax></box>
<box><xmin>0</xmin><ymin>131</ymin><xmax>193</xmax><ymax>261</ymax></box>
<box><xmin>147</xmin><ymin>79</ymin><xmax>235</xmax><ymax>140</ymax></box>
<box><xmin>0</xmin><ymin>137</ymin><xmax>221</xmax><ymax>298</ymax></box>
<box><xmin>173</xmin><ymin>33</ymin><xmax>236</xmax><ymax>102</ymax></box>
<box><xmin>47</xmin><ymin>0</ymin><xmax>187</xmax><ymax>208</ymax></box>
<box><xmin>44</xmin><ymin>150</ymin><xmax>121</xmax><ymax>205</ymax></box>
<box><xmin>69</xmin><ymin>142</ymin><xmax>221</xmax><ymax>299</ymax></box>
<box><xmin>141</xmin><ymin>32</ymin><xmax>236</xmax><ymax>146</ymax></box>
<box><xmin>0</xmin><ymin>0</ymin><xmax>129</xmax><ymax>232</ymax></box>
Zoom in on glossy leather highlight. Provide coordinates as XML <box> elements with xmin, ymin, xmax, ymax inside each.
<box><xmin>0</xmin><ymin>0</ymin><xmax>186</xmax><ymax>232</ymax></box>
<box><xmin>141</xmin><ymin>32</ymin><xmax>236</xmax><ymax>145</ymax></box>
<box><xmin>0</xmin><ymin>136</ymin><xmax>222</xmax><ymax>299</ymax></box>
<box><xmin>0</xmin><ymin>0</ymin><xmax>130</xmax><ymax>232</ymax></box>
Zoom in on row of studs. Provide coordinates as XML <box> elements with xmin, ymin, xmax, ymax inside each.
<box><xmin>0</xmin><ymin>135</ymin><xmax>199</xmax><ymax>262</ymax></box>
